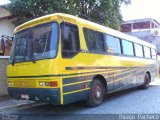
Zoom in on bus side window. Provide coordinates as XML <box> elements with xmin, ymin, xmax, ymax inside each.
<box><xmin>122</xmin><ymin>39</ymin><xmax>134</xmax><ymax>56</ymax></box>
<box><xmin>83</xmin><ymin>28</ymin><xmax>105</xmax><ymax>52</ymax></box>
<box><xmin>151</xmin><ymin>48</ymin><xmax>157</xmax><ymax>59</ymax></box>
<box><xmin>134</xmin><ymin>43</ymin><xmax>143</xmax><ymax>57</ymax></box>
<box><xmin>143</xmin><ymin>46</ymin><xmax>151</xmax><ymax>58</ymax></box>
<box><xmin>104</xmin><ymin>34</ymin><xmax>121</xmax><ymax>54</ymax></box>
<box><xmin>61</xmin><ymin>23</ymin><xmax>80</xmax><ymax>58</ymax></box>
<box><xmin>95</xmin><ymin>32</ymin><xmax>105</xmax><ymax>52</ymax></box>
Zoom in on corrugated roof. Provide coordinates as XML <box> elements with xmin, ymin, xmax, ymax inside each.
<box><xmin>122</xmin><ymin>18</ymin><xmax>160</xmax><ymax>27</ymax></box>
<box><xmin>0</xmin><ymin>5</ymin><xmax>12</xmax><ymax>19</ymax></box>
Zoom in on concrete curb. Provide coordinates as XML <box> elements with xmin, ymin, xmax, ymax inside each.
<box><xmin>0</xmin><ymin>95</ymin><xmax>10</xmax><ymax>101</ymax></box>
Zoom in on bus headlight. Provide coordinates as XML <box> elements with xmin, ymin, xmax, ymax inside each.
<box><xmin>8</xmin><ymin>81</ymin><xmax>13</xmax><ymax>87</ymax></box>
<box><xmin>45</xmin><ymin>82</ymin><xmax>50</xmax><ymax>86</ymax></box>
<box><xmin>39</xmin><ymin>81</ymin><xmax>58</xmax><ymax>87</ymax></box>
<box><xmin>39</xmin><ymin>82</ymin><xmax>44</xmax><ymax>86</ymax></box>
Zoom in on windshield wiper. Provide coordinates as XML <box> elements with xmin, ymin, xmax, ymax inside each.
<box><xmin>11</xmin><ymin>57</ymin><xmax>15</xmax><ymax>66</ymax></box>
<box><xmin>31</xmin><ymin>54</ymin><xmax>36</xmax><ymax>63</ymax></box>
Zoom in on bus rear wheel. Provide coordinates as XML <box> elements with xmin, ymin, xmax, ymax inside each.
<box><xmin>141</xmin><ymin>73</ymin><xmax>150</xmax><ymax>89</ymax></box>
<box><xmin>87</xmin><ymin>79</ymin><xmax>105</xmax><ymax>107</ymax></box>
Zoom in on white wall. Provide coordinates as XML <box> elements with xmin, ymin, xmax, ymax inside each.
<box><xmin>0</xmin><ymin>7</ymin><xmax>15</xmax><ymax>45</ymax></box>
<box><xmin>0</xmin><ymin>7</ymin><xmax>11</xmax><ymax>18</ymax></box>
<box><xmin>0</xmin><ymin>7</ymin><xmax>13</xmax><ymax>96</ymax></box>
<box><xmin>0</xmin><ymin>58</ymin><xmax>9</xmax><ymax>96</ymax></box>
<box><xmin>0</xmin><ymin>18</ymin><xmax>15</xmax><ymax>45</ymax></box>
<box><xmin>0</xmin><ymin>18</ymin><xmax>15</xmax><ymax>36</ymax></box>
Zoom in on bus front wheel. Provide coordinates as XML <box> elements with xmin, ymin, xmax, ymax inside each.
<box><xmin>87</xmin><ymin>79</ymin><xmax>105</xmax><ymax>107</ymax></box>
<box><xmin>141</xmin><ymin>73</ymin><xmax>150</xmax><ymax>89</ymax></box>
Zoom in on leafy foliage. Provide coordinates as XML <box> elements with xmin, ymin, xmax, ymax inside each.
<box><xmin>8</xmin><ymin>0</ymin><xmax>130</xmax><ymax>30</ymax></box>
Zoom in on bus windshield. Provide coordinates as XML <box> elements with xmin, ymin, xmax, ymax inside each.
<box><xmin>9</xmin><ymin>22</ymin><xmax>59</xmax><ymax>64</ymax></box>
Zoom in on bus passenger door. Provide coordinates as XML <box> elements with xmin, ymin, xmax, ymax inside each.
<box><xmin>61</xmin><ymin>22</ymin><xmax>84</xmax><ymax>104</ymax></box>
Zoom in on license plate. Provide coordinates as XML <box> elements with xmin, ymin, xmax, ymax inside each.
<box><xmin>21</xmin><ymin>94</ymin><xmax>29</xmax><ymax>99</ymax></box>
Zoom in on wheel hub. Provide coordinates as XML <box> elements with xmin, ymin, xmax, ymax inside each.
<box><xmin>96</xmin><ymin>91</ymin><xmax>101</xmax><ymax>98</ymax></box>
<box><xmin>94</xmin><ymin>85</ymin><xmax>102</xmax><ymax>100</ymax></box>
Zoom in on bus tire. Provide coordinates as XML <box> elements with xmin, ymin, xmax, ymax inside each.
<box><xmin>87</xmin><ymin>79</ymin><xmax>105</xmax><ymax>107</ymax></box>
<box><xmin>141</xmin><ymin>73</ymin><xmax>150</xmax><ymax>89</ymax></box>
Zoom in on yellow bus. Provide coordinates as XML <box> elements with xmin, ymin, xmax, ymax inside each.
<box><xmin>158</xmin><ymin>55</ymin><xmax>160</xmax><ymax>75</ymax></box>
<box><xmin>7</xmin><ymin>13</ymin><xmax>158</xmax><ymax>107</ymax></box>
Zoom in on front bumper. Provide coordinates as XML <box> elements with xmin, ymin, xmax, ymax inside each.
<box><xmin>8</xmin><ymin>87</ymin><xmax>61</xmax><ymax>105</ymax></box>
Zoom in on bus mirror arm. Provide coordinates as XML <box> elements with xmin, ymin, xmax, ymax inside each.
<box><xmin>11</xmin><ymin>57</ymin><xmax>15</xmax><ymax>66</ymax></box>
<box><xmin>63</xmin><ymin>27</ymin><xmax>69</xmax><ymax>40</ymax></box>
<box><xmin>61</xmin><ymin>21</ymin><xmax>69</xmax><ymax>40</ymax></box>
<box><xmin>31</xmin><ymin>53</ymin><xmax>36</xmax><ymax>63</ymax></box>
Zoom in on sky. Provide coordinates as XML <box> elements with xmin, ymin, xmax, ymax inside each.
<box><xmin>0</xmin><ymin>0</ymin><xmax>10</xmax><ymax>5</ymax></box>
<box><xmin>121</xmin><ymin>0</ymin><xmax>160</xmax><ymax>22</ymax></box>
<box><xmin>0</xmin><ymin>0</ymin><xmax>160</xmax><ymax>23</ymax></box>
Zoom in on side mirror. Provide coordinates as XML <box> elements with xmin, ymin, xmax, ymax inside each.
<box><xmin>63</xmin><ymin>26</ymin><xmax>69</xmax><ymax>40</ymax></box>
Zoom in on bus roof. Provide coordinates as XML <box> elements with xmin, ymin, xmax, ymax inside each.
<box><xmin>15</xmin><ymin>13</ymin><xmax>156</xmax><ymax>49</ymax></box>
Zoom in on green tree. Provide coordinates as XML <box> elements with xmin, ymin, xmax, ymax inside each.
<box><xmin>8</xmin><ymin>0</ymin><xmax>130</xmax><ymax>30</ymax></box>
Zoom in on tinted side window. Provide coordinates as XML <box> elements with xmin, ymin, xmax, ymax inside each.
<box><xmin>104</xmin><ymin>35</ymin><xmax>121</xmax><ymax>54</ymax></box>
<box><xmin>122</xmin><ymin>40</ymin><xmax>134</xmax><ymax>56</ymax></box>
<box><xmin>84</xmin><ymin>29</ymin><xmax>95</xmax><ymax>50</ymax></box>
<box><xmin>151</xmin><ymin>48</ymin><xmax>156</xmax><ymax>59</ymax></box>
<box><xmin>83</xmin><ymin>28</ymin><xmax>104</xmax><ymax>52</ymax></box>
<box><xmin>144</xmin><ymin>46</ymin><xmax>151</xmax><ymax>58</ymax></box>
<box><xmin>61</xmin><ymin>23</ymin><xmax>80</xmax><ymax>58</ymax></box>
<box><xmin>95</xmin><ymin>32</ymin><xmax>105</xmax><ymax>51</ymax></box>
<box><xmin>14</xmin><ymin>31</ymin><xmax>28</xmax><ymax>62</ymax></box>
<box><xmin>134</xmin><ymin>43</ymin><xmax>143</xmax><ymax>57</ymax></box>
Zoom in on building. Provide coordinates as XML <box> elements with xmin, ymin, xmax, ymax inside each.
<box><xmin>121</xmin><ymin>18</ymin><xmax>160</xmax><ymax>54</ymax></box>
<box><xmin>0</xmin><ymin>5</ymin><xmax>15</xmax><ymax>96</ymax></box>
<box><xmin>0</xmin><ymin>5</ymin><xmax>15</xmax><ymax>56</ymax></box>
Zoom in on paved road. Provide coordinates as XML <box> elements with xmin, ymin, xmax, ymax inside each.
<box><xmin>1</xmin><ymin>80</ymin><xmax>160</xmax><ymax>120</ymax></box>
